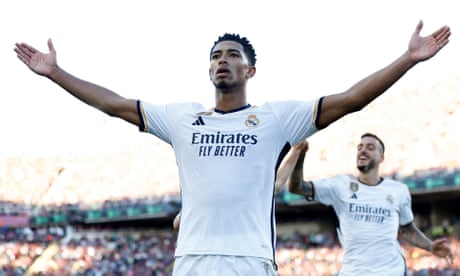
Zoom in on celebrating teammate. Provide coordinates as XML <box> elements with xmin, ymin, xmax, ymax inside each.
<box><xmin>286</xmin><ymin>136</ymin><xmax>454</xmax><ymax>275</ymax></box>
<box><xmin>14</xmin><ymin>20</ymin><xmax>450</xmax><ymax>275</ymax></box>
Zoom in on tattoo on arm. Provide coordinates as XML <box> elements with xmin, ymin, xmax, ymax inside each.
<box><xmin>289</xmin><ymin>176</ymin><xmax>313</xmax><ymax>198</ymax></box>
<box><xmin>399</xmin><ymin>222</ymin><xmax>432</xmax><ymax>251</ymax></box>
<box><xmin>298</xmin><ymin>180</ymin><xmax>314</xmax><ymax>198</ymax></box>
<box><xmin>287</xmin><ymin>141</ymin><xmax>313</xmax><ymax>198</ymax></box>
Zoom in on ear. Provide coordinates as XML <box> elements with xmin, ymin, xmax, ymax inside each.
<box><xmin>209</xmin><ymin>67</ymin><xmax>212</xmax><ymax>81</ymax></box>
<box><xmin>246</xmin><ymin>66</ymin><xmax>256</xmax><ymax>79</ymax></box>
<box><xmin>379</xmin><ymin>153</ymin><xmax>385</xmax><ymax>164</ymax></box>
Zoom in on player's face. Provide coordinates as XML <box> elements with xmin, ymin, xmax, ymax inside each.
<box><xmin>356</xmin><ymin>137</ymin><xmax>383</xmax><ymax>173</ymax></box>
<box><xmin>209</xmin><ymin>41</ymin><xmax>254</xmax><ymax>91</ymax></box>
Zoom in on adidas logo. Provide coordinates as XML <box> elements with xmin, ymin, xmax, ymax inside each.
<box><xmin>350</xmin><ymin>193</ymin><xmax>358</xmax><ymax>199</ymax></box>
<box><xmin>192</xmin><ymin>116</ymin><xmax>205</xmax><ymax>126</ymax></box>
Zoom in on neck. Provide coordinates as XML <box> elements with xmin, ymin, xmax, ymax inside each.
<box><xmin>358</xmin><ymin>171</ymin><xmax>381</xmax><ymax>186</ymax></box>
<box><xmin>215</xmin><ymin>88</ymin><xmax>247</xmax><ymax>112</ymax></box>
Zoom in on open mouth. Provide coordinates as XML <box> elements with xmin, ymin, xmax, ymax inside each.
<box><xmin>216</xmin><ymin>68</ymin><xmax>230</xmax><ymax>76</ymax></box>
<box><xmin>358</xmin><ymin>155</ymin><xmax>369</xmax><ymax>162</ymax></box>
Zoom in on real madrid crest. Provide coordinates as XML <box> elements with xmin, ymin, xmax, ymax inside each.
<box><xmin>245</xmin><ymin>114</ymin><xmax>259</xmax><ymax>127</ymax></box>
<box><xmin>350</xmin><ymin>182</ymin><xmax>359</xmax><ymax>192</ymax></box>
<box><xmin>386</xmin><ymin>194</ymin><xmax>394</xmax><ymax>204</ymax></box>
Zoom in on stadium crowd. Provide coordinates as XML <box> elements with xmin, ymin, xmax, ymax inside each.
<box><xmin>1</xmin><ymin>226</ymin><xmax>459</xmax><ymax>275</ymax></box>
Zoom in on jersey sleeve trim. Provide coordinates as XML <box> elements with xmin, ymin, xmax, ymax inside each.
<box><xmin>313</xmin><ymin>96</ymin><xmax>325</xmax><ymax>130</ymax></box>
<box><xmin>137</xmin><ymin>100</ymin><xmax>148</xmax><ymax>132</ymax></box>
<box><xmin>400</xmin><ymin>221</ymin><xmax>414</xmax><ymax>227</ymax></box>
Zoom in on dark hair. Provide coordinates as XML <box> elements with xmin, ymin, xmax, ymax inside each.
<box><xmin>361</xmin><ymin>133</ymin><xmax>385</xmax><ymax>154</ymax></box>
<box><xmin>210</xmin><ymin>33</ymin><xmax>257</xmax><ymax>66</ymax></box>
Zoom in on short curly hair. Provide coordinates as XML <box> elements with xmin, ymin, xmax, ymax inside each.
<box><xmin>210</xmin><ymin>33</ymin><xmax>257</xmax><ymax>66</ymax></box>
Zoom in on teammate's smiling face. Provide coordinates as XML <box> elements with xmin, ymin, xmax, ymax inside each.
<box><xmin>209</xmin><ymin>40</ymin><xmax>255</xmax><ymax>91</ymax></box>
<box><xmin>356</xmin><ymin>136</ymin><xmax>384</xmax><ymax>173</ymax></box>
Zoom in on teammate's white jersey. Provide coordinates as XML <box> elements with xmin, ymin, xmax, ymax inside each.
<box><xmin>313</xmin><ymin>174</ymin><xmax>414</xmax><ymax>275</ymax></box>
<box><xmin>138</xmin><ymin>99</ymin><xmax>322</xmax><ymax>261</ymax></box>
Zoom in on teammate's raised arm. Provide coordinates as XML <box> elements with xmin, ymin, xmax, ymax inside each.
<box><xmin>316</xmin><ymin>20</ymin><xmax>451</xmax><ymax>129</ymax></box>
<box><xmin>282</xmin><ymin>141</ymin><xmax>314</xmax><ymax>198</ymax></box>
<box><xmin>274</xmin><ymin>143</ymin><xmax>307</xmax><ymax>193</ymax></box>
<box><xmin>14</xmin><ymin>39</ymin><xmax>140</xmax><ymax>126</ymax></box>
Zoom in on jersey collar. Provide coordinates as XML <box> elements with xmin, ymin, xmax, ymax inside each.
<box><xmin>214</xmin><ymin>104</ymin><xmax>251</xmax><ymax>114</ymax></box>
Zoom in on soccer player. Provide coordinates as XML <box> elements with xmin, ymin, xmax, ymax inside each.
<box><xmin>14</xmin><ymin>21</ymin><xmax>450</xmax><ymax>275</ymax></box>
<box><xmin>287</xmin><ymin>136</ymin><xmax>454</xmax><ymax>275</ymax></box>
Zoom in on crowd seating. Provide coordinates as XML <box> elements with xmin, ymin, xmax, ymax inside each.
<box><xmin>1</xmin><ymin>226</ymin><xmax>459</xmax><ymax>275</ymax></box>
<box><xmin>276</xmin><ymin>231</ymin><xmax>460</xmax><ymax>275</ymax></box>
<box><xmin>0</xmin><ymin>226</ymin><xmax>65</xmax><ymax>275</ymax></box>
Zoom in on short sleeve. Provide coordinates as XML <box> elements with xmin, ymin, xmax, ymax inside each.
<box><xmin>313</xmin><ymin>175</ymin><xmax>345</xmax><ymax>206</ymax></box>
<box><xmin>267</xmin><ymin>98</ymin><xmax>323</xmax><ymax>146</ymax></box>
<box><xmin>398</xmin><ymin>185</ymin><xmax>414</xmax><ymax>225</ymax></box>
<box><xmin>138</xmin><ymin>101</ymin><xmax>199</xmax><ymax>144</ymax></box>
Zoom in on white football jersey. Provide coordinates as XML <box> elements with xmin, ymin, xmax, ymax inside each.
<box><xmin>313</xmin><ymin>174</ymin><xmax>414</xmax><ymax>275</ymax></box>
<box><xmin>138</xmin><ymin>99</ymin><xmax>322</xmax><ymax>261</ymax></box>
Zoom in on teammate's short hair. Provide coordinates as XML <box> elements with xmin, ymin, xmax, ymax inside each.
<box><xmin>361</xmin><ymin>132</ymin><xmax>385</xmax><ymax>154</ymax></box>
<box><xmin>210</xmin><ymin>33</ymin><xmax>257</xmax><ymax>66</ymax></box>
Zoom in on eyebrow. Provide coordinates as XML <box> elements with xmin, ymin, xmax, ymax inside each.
<box><xmin>358</xmin><ymin>143</ymin><xmax>376</xmax><ymax>148</ymax></box>
<box><xmin>211</xmin><ymin>48</ymin><xmax>242</xmax><ymax>55</ymax></box>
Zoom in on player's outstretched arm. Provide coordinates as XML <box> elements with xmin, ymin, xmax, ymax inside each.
<box><xmin>283</xmin><ymin>141</ymin><xmax>314</xmax><ymax>198</ymax></box>
<box><xmin>399</xmin><ymin>222</ymin><xmax>454</xmax><ymax>264</ymax></box>
<box><xmin>14</xmin><ymin>39</ymin><xmax>140</xmax><ymax>126</ymax></box>
<box><xmin>317</xmin><ymin>20</ymin><xmax>451</xmax><ymax>128</ymax></box>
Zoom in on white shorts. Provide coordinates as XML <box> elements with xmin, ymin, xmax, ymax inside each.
<box><xmin>172</xmin><ymin>255</ymin><xmax>277</xmax><ymax>276</ymax></box>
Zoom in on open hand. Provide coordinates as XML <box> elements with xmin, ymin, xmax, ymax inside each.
<box><xmin>430</xmin><ymin>238</ymin><xmax>454</xmax><ymax>264</ymax></box>
<box><xmin>14</xmin><ymin>39</ymin><xmax>57</xmax><ymax>77</ymax></box>
<box><xmin>409</xmin><ymin>20</ymin><xmax>451</xmax><ymax>62</ymax></box>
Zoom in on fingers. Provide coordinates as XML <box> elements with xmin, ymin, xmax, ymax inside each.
<box><xmin>14</xmin><ymin>44</ymin><xmax>31</xmax><ymax>66</ymax></box>
<box><xmin>433</xmin><ymin>238</ymin><xmax>448</xmax><ymax>251</ymax></box>
<box><xmin>21</xmin><ymin>43</ymin><xmax>37</xmax><ymax>56</ymax></box>
<box><xmin>442</xmin><ymin>246</ymin><xmax>454</xmax><ymax>264</ymax></box>
<box><xmin>301</xmin><ymin>141</ymin><xmax>309</xmax><ymax>152</ymax></box>
<box><xmin>15</xmin><ymin>52</ymin><xmax>29</xmax><ymax>66</ymax></box>
<box><xmin>14</xmin><ymin>43</ymin><xmax>35</xmax><ymax>60</ymax></box>
<box><xmin>47</xmin><ymin>38</ymin><xmax>55</xmax><ymax>52</ymax></box>
<box><xmin>432</xmin><ymin>26</ymin><xmax>451</xmax><ymax>40</ymax></box>
<box><xmin>297</xmin><ymin>141</ymin><xmax>309</xmax><ymax>160</ymax></box>
<box><xmin>426</xmin><ymin>25</ymin><xmax>450</xmax><ymax>51</ymax></box>
<box><xmin>434</xmin><ymin>26</ymin><xmax>451</xmax><ymax>49</ymax></box>
<box><xmin>293</xmin><ymin>140</ymin><xmax>309</xmax><ymax>154</ymax></box>
<box><xmin>413</xmin><ymin>20</ymin><xmax>423</xmax><ymax>36</ymax></box>
<box><xmin>432</xmin><ymin>238</ymin><xmax>454</xmax><ymax>263</ymax></box>
<box><xmin>412</xmin><ymin>20</ymin><xmax>450</xmax><ymax>47</ymax></box>
<box><xmin>446</xmin><ymin>251</ymin><xmax>454</xmax><ymax>264</ymax></box>
<box><xmin>434</xmin><ymin>238</ymin><xmax>447</xmax><ymax>244</ymax></box>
